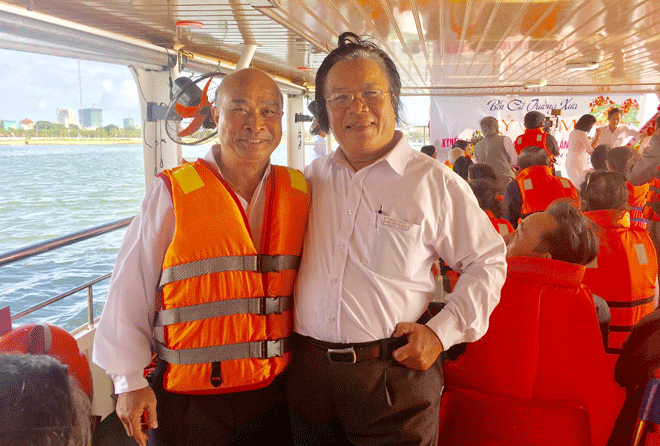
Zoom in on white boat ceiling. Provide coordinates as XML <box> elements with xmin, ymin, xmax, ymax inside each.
<box><xmin>0</xmin><ymin>0</ymin><xmax>659</xmax><ymax>96</ymax></box>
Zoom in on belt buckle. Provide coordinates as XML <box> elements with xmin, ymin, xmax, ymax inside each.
<box><xmin>326</xmin><ymin>346</ymin><xmax>357</xmax><ymax>363</ymax></box>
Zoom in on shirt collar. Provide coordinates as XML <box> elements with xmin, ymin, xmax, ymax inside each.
<box><xmin>330</xmin><ymin>130</ymin><xmax>411</xmax><ymax>176</ymax></box>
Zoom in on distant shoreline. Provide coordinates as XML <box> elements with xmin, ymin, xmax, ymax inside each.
<box><xmin>0</xmin><ymin>138</ymin><xmax>142</xmax><ymax>145</ymax></box>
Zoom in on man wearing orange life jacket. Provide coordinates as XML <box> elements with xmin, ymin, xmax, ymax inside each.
<box><xmin>503</xmin><ymin>145</ymin><xmax>578</xmax><ymax>228</ymax></box>
<box><xmin>93</xmin><ymin>68</ymin><xmax>310</xmax><ymax>446</ymax></box>
<box><xmin>514</xmin><ymin>111</ymin><xmax>560</xmax><ymax>161</ymax></box>
<box><xmin>581</xmin><ymin>171</ymin><xmax>658</xmax><ymax>366</ymax></box>
<box><xmin>607</xmin><ymin>146</ymin><xmax>649</xmax><ymax>229</ymax></box>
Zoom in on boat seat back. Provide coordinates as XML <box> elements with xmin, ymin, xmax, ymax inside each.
<box><xmin>442</xmin><ymin>265</ymin><xmax>625</xmax><ymax>446</ymax></box>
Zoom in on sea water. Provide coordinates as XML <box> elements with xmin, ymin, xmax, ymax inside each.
<box><xmin>0</xmin><ymin>143</ymin><xmax>288</xmax><ymax>332</ymax></box>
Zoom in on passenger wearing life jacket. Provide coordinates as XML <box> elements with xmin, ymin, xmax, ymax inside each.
<box><xmin>629</xmin><ymin>115</ymin><xmax>660</xmax><ymax>271</ymax></box>
<box><xmin>93</xmin><ymin>68</ymin><xmax>310</xmax><ymax>446</ymax></box>
<box><xmin>469</xmin><ymin>176</ymin><xmax>514</xmax><ymax>237</ymax></box>
<box><xmin>607</xmin><ymin>146</ymin><xmax>650</xmax><ymax>228</ymax></box>
<box><xmin>441</xmin><ymin>199</ymin><xmax>622</xmax><ymax>446</ymax></box>
<box><xmin>580</xmin><ymin>170</ymin><xmax>657</xmax><ymax>366</ymax></box>
<box><xmin>513</xmin><ymin>110</ymin><xmax>560</xmax><ymax>161</ymax></box>
<box><xmin>503</xmin><ymin>145</ymin><xmax>578</xmax><ymax>228</ymax></box>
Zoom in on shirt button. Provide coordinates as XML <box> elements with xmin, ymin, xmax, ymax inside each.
<box><xmin>331</xmin><ymin>278</ymin><xmax>339</xmax><ymax>285</ymax></box>
<box><xmin>347</xmin><ymin>209</ymin><xmax>353</xmax><ymax>215</ymax></box>
<box><xmin>339</xmin><ymin>242</ymin><xmax>346</xmax><ymax>250</ymax></box>
<box><xmin>329</xmin><ymin>317</ymin><xmax>336</xmax><ymax>322</ymax></box>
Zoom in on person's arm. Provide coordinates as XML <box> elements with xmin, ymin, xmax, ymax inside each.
<box><xmin>591</xmin><ymin>127</ymin><xmax>602</xmax><ymax>149</ymax></box>
<box><xmin>92</xmin><ymin>178</ymin><xmax>174</xmax><ymax>446</ymax></box>
<box><xmin>546</xmin><ymin>134</ymin><xmax>560</xmax><ymax>156</ymax></box>
<box><xmin>424</xmin><ymin>175</ymin><xmax>507</xmax><ymax>352</ymax></box>
<box><xmin>580</xmin><ymin>131</ymin><xmax>594</xmax><ymax>155</ymax></box>
<box><xmin>503</xmin><ymin>136</ymin><xmax>517</xmax><ymax>166</ymax></box>
<box><xmin>629</xmin><ymin>134</ymin><xmax>660</xmax><ymax>185</ymax></box>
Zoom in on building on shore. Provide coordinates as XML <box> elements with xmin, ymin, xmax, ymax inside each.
<box><xmin>57</xmin><ymin>108</ymin><xmax>77</xmax><ymax>128</ymax></box>
<box><xmin>0</xmin><ymin>120</ymin><xmax>18</xmax><ymax>130</ymax></box>
<box><xmin>123</xmin><ymin>117</ymin><xmax>135</xmax><ymax>129</ymax></box>
<box><xmin>79</xmin><ymin>108</ymin><xmax>102</xmax><ymax>129</ymax></box>
<box><xmin>19</xmin><ymin>119</ymin><xmax>34</xmax><ymax>130</ymax></box>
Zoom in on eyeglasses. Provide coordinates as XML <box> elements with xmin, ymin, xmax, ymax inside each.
<box><xmin>326</xmin><ymin>89</ymin><xmax>388</xmax><ymax>109</ymax></box>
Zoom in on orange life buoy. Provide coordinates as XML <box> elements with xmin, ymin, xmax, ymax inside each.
<box><xmin>0</xmin><ymin>323</ymin><xmax>92</xmax><ymax>396</ymax></box>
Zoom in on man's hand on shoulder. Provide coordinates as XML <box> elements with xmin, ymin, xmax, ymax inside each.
<box><xmin>116</xmin><ymin>386</ymin><xmax>158</xmax><ymax>446</ymax></box>
<box><xmin>391</xmin><ymin>322</ymin><xmax>444</xmax><ymax>370</ymax></box>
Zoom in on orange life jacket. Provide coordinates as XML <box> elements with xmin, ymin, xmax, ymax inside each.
<box><xmin>583</xmin><ymin>209</ymin><xmax>657</xmax><ymax>359</ymax></box>
<box><xmin>485</xmin><ymin>210</ymin><xmax>514</xmax><ymax>236</ymax></box>
<box><xmin>644</xmin><ymin>166</ymin><xmax>660</xmax><ymax>222</ymax></box>
<box><xmin>154</xmin><ymin>160</ymin><xmax>310</xmax><ymax>395</ymax></box>
<box><xmin>627</xmin><ymin>181</ymin><xmax>649</xmax><ymax>228</ymax></box>
<box><xmin>514</xmin><ymin>128</ymin><xmax>550</xmax><ymax>158</ymax></box>
<box><xmin>516</xmin><ymin>165</ymin><xmax>578</xmax><ymax>216</ymax></box>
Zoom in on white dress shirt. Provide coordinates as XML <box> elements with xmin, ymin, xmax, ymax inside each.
<box><xmin>92</xmin><ymin>147</ymin><xmax>270</xmax><ymax>393</ymax></box>
<box><xmin>598</xmin><ymin>125</ymin><xmax>640</xmax><ymax>147</ymax></box>
<box><xmin>294</xmin><ymin>132</ymin><xmax>507</xmax><ymax>350</ymax></box>
<box><xmin>566</xmin><ymin>129</ymin><xmax>592</xmax><ymax>190</ymax></box>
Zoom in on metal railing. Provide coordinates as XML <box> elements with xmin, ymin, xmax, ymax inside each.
<box><xmin>0</xmin><ymin>216</ymin><xmax>134</xmax><ymax>328</ymax></box>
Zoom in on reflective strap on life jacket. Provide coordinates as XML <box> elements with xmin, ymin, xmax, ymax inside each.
<box><xmin>153</xmin><ymin>337</ymin><xmax>293</xmax><ymax>364</ymax></box>
<box><xmin>154</xmin><ymin>295</ymin><xmax>293</xmax><ymax>326</ymax></box>
<box><xmin>606</xmin><ymin>295</ymin><xmax>655</xmax><ymax>309</ymax></box>
<box><xmin>159</xmin><ymin>254</ymin><xmax>301</xmax><ymax>288</ymax></box>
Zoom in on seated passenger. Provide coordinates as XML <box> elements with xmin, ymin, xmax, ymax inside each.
<box><xmin>580</xmin><ymin>170</ymin><xmax>657</xmax><ymax>363</ymax></box>
<box><xmin>452</xmin><ymin>155</ymin><xmax>473</xmax><ymax>181</ymax></box>
<box><xmin>607</xmin><ymin>145</ymin><xmax>649</xmax><ymax>228</ymax></box>
<box><xmin>0</xmin><ymin>353</ymin><xmax>91</xmax><ymax>446</ymax></box>
<box><xmin>608</xmin><ymin>309</ymin><xmax>660</xmax><ymax>445</ymax></box>
<box><xmin>591</xmin><ymin>144</ymin><xmax>611</xmax><ymax>170</ymax></box>
<box><xmin>469</xmin><ymin>178</ymin><xmax>513</xmax><ymax>236</ymax></box>
<box><xmin>445</xmin><ymin>146</ymin><xmax>466</xmax><ymax>168</ymax></box>
<box><xmin>503</xmin><ymin>145</ymin><xmax>578</xmax><ymax>228</ymax></box>
<box><xmin>443</xmin><ymin>199</ymin><xmax>622</xmax><ymax>446</ymax></box>
<box><xmin>467</xmin><ymin>163</ymin><xmax>498</xmax><ymax>185</ymax></box>
<box><xmin>420</xmin><ymin>144</ymin><xmax>436</xmax><ymax>159</ymax></box>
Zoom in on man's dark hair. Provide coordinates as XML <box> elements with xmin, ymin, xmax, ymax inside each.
<box><xmin>517</xmin><ymin>145</ymin><xmax>550</xmax><ymax>170</ymax></box>
<box><xmin>575</xmin><ymin>114</ymin><xmax>597</xmax><ymax>132</ymax></box>
<box><xmin>607</xmin><ymin>145</ymin><xmax>634</xmax><ymax>175</ymax></box>
<box><xmin>420</xmin><ymin>145</ymin><xmax>436</xmax><ymax>157</ymax></box>
<box><xmin>453</xmin><ymin>156</ymin><xmax>473</xmax><ymax>181</ymax></box>
<box><xmin>0</xmin><ymin>353</ymin><xmax>91</xmax><ymax>446</ymax></box>
<box><xmin>470</xmin><ymin>179</ymin><xmax>503</xmax><ymax>218</ymax></box>
<box><xmin>452</xmin><ymin>140</ymin><xmax>470</xmax><ymax>150</ymax></box>
<box><xmin>580</xmin><ymin>170</ymin><xmax>629</xmax><ymax>212</ymax></box>
<box><xmin>524</xmin><ymin>111</ymin><xmax>545</xmax><ymax>129</ymax></box>
<box><xmin>655</xmin><ymin>114</ymin><xmax>660</xmax><ymax>129</ymax></box>
<box><xmin>608</xmin><ymin>107</ymin><xmax>622</xmax><ymax>119</ymax></box>
<box><xmin>315</xmin><ymin>32</ymin><xmax>402</xmax><ymax>133</ymax></box>
<box><xmin>591</xmin><ymin>144</ymin><xmax>610</xmax><ymax>170</ymax></box>
<box><xmin>536</xmin><ymin>199</ymin><xmax>599</xmax><ymax>265</ymax></box>
<box><xmin>468</xmin><ymin>163</ymin><xmax>497</xmax><ymax>183</ymax></box>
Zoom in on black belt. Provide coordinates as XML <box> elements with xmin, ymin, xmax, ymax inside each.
<box><xmin>301</xmin><ymin>335</ymin><xmax>408</xmax><ymax>364</ymax></box>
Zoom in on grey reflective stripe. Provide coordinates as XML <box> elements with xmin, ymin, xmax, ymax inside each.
<box><xmin>153</xmin><ymin>337</ymin><xmax>292</xmax><ymax>365</ymax></box>
<box><xmin>159</xmin><ymin>254</ymin><xmax>300</xmax><ymax>288</ymax></box>
<box><xmin>154</xmin><ymin>296</ymin><xmax>293</xmax><ymax>326</ymax></box>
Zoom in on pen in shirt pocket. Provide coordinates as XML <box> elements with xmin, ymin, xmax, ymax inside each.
<box><xmin>377</xmin><ymin>205</ymin><xmax>383</xmax><ymax>214</ymax></box>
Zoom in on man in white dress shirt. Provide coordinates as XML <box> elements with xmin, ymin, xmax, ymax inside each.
<box><xmin>92</xmin><ymin>68</ymin><xmax>302</xmax><ymax>446</ymax></box>
<box><xmin>598</xmin><ymin>107</ymin><xmax>641</xmax><ymax>147</ymax></box>
<box><xmin>287</xmin><ymin>32</ymin><xmax>507</xmax><ymax>446</ymax></box>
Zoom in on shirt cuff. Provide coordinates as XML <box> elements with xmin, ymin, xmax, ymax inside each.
<box><xmin>110</xmin><ymin>371</ymin><xmax>150</xmax><ymax>394</ymax></box>
<box><xmin>426</xmin><ymin>307</ymin><xmax>464</xmax><ymax>351</ymax></box>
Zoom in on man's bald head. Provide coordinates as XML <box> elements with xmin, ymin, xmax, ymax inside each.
<box><xmin>216</xmin><ymin>68</ymin><xmax>283</xmax><ymax>107</ymax></box>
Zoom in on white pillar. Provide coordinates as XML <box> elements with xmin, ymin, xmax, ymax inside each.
<box><xmin>286</xmin><ymin>94</ymin><xmax>305</xmax><ymax>171</ymax></box>
<box><xmin>131</xmin><ymin>66</ymin><xmax>181</xmax><ymax>189</ymax></box>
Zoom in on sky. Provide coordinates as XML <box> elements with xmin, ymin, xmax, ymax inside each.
<box><xmin>0</xmin><ymin>48</ymin><xmax>430</xmax><ymax>129</ymax></box>
<box><xmin>0</xmin><ymin>48</ymin><xmax>141</xmax><ymax>127</ymax></box>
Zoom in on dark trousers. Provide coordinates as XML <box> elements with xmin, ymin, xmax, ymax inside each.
<box><xmin>148</xmin><ymin>359</ymin><xmax>293</xmax><ymax>446</ymax></box>
<box><xmin>286</xmin><ymin>335</ymin><xmax>444</xmax><ymax>446</ymax></box>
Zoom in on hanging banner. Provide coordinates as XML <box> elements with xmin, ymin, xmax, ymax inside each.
<box><xmin>429</xmin><ymin>94</ymin><xmax>654</xmax><ymax>169</ymax></box>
